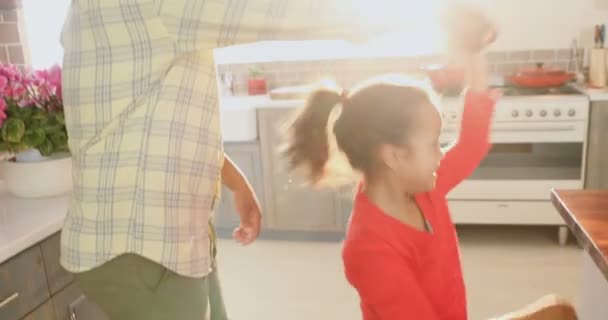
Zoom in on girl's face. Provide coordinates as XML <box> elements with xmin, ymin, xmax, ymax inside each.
<box><xmin>380</xmin><ymin>103</ymin><xmax>443</xmax><ymax>193</ymax></box>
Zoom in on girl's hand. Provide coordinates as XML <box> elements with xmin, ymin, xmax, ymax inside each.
<box><xmin>221</xmin><ymin>153</ymin><xmax>263</xmax><ymax>245</ymax></box>
<box><xmin>442</xmin><ymin>4</ymin><xmax>497</xmax><ymax>57</ymax></box>
<box><xmin>442</xmin><ymin>5</ymin><xmax>497</xmax><ymax>92</ymax></box>
<box><xmin>232</xmin><ymin>183</ymin><xmax>262</xmax><ymax>245</ymax></box>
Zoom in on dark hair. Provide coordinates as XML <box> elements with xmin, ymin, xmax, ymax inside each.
<box><xmin>282</xmin><ymin>75</ymin><xmax>437</xmax><ymax>186</ymax></box>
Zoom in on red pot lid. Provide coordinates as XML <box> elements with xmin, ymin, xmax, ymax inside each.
<box><xmin>517</xmin><ymin>63</ymin><xmax>567</xmax><ymax>77</ymax></box>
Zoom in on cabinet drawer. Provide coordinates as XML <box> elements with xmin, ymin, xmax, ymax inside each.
<box><xmin>23</xmin><ymin>301</ymin><xmax>57</xmax><ymax>320</ymax></box>
<box><xmin>0</xmin><ymin>246</ymin><xmax>50</xmax><ymax>320</ymax></box>
<box><xmin>53</xmin><ymin>283</ymin><xmax>109</xmax><ymax>320</ymax></box>
<box><xmin>41</xmin><ymin>233</ymin><xmax>74</xmax><ymax>294</ymax></box>
<box><xmin>448</xmin><ymin>200</ymin><xmax>565</xmax><ymax>225</ymax></box>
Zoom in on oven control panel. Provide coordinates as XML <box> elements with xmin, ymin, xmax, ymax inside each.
<box><xmin>440</xmin><ymin>96</ymin><xmax>589</xmax><ymax>126</ymax></box>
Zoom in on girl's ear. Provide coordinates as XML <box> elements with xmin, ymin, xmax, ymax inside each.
<box><xmin>378</xmin><ymin>143</ymin><xmax>408</xmax><ymax>172</ymax></box>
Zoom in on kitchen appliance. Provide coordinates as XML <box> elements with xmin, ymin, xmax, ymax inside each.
<box><xmin>507</xmin><ymin>63</ymin><xmax>575</xmax><ymax>88</ymax></box>
<box><xmin>440</xmin><ymin>85</ymin><xmax>589</xmax><ymax>245</ymax></box>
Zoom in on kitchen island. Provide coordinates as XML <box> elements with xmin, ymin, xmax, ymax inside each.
<box><xmin>551</xmin><ymin>189</ymin><xmax>608</xmax><ymax>320</ymax></box>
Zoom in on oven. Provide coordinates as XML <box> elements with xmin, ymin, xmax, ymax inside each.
<box><xmin>438</xmin><ymin>92</ymin><xmax>589</xmax><ymax>242</ymax></box>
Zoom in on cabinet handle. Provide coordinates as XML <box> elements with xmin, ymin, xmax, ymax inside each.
<box><xmin>0</xmin><ymin>292</ymin><xmax>19</xmax><ymax>309</ymax></box>
<box><xmin>68</xmin><ymin>295</ymin><xmax>86</xmax><ymax>320</ymax></box>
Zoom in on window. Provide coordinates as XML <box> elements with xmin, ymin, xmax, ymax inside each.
<box><xmin>22</xmin><ymin>0</ymin><xmax>70</xmax><ymax>68</ymax></box>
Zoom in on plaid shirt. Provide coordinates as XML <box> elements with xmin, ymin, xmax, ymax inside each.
<box><xmin>60</xmin><ymin>0</ymin><xmax>385</xmax><ymax>277</ymax></box>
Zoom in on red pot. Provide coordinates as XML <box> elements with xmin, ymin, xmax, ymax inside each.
<box><xmin>508</xmin><ymin>63</ymin><xmax>575</xmax><ymax>88</ymax></box>
<box><xmin>248</xmin><ymin>78</ymin><xmax>267</xmax><ymax>95</ymax></box>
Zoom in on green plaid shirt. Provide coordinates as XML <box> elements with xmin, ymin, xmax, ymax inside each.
<box><xmin>60</xmin><ymin>0</ymin><xmax>384</xmax><ymax>277</ymax></box>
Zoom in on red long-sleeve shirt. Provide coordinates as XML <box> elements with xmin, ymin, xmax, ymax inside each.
<box><xmin>342</xmin><ymin>90</ymin><xmax>496</xmax><ymax>320</ymax></box>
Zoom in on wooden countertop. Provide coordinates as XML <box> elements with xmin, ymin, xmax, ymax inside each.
<box><xmin>551</xmin><ymin>189</ymin><xmax>608</xmax><ymax>280</ymax></box>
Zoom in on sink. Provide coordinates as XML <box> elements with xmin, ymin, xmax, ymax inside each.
<box><xmin>220</xmin><ymin>96</ymin><xmax>270</xmax><ymax>142</ymax></box>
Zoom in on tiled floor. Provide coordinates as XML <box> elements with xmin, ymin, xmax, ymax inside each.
<box><xmin>215</xmin><ymin>226</ymin><xmax>582</xmax><ymax>320</ymax></box>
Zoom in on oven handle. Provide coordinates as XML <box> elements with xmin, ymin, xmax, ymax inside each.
<box><xmin>442</xmin><ymin>124</ymin><xmax>578</xmax><ymax>134</ymax></box>
<box><xmin>491</xmin><ymin>125</ymin><xmax>578</xmax><ymax>132</ymax></box>
<box><xmin>0</xmin><ymin>293</ymin><xmax>19</xmax><ymax>309</ymax></box>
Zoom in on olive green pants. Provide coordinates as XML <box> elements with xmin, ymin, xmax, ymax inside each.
<box><xmin>74</xmin><ymin>234</ymin><xmax>228</xmax><ymax>320</ymax></box>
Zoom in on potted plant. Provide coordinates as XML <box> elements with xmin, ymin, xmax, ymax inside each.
<box><xmin>0</xmin><ymin>63</ymin><xmax>72</xmax><ymax>198</ymax></box>
<box><xmin>247</xmin><ymin>66</ymin><xmax>267</xmax><ymax>95</ymax></box>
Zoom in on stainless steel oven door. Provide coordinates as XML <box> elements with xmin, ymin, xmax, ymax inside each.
<box><xmin>439</xmin><ymin>140</ymin><xmax>584</xmax><ymax>225</ymax></box>
<box><xmin>446</xmin><ymin>142</ymin><xmax>584</xmax><ymax>201</ymax></box>
<box><xmin>439</xmin><ymin>119</ymin><xmax>586</xmax><ymax>201</ymax></box>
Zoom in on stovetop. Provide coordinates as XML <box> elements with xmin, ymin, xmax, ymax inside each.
<box><xmin>440</xmin><ymin>85</ymin><xmax>584</xmax><ymax>98</ymax></box>
<box><xmin>493</xmin><ymin>85</ymin><xmax>583</xmax><ymax>96</ymax></box>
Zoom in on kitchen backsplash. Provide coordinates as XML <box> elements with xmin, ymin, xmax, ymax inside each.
<box><xmin>218</xmin><ymin>48</ymin><xmax>581</xmax><ymax>96</ymax></box>
<box><xmin>0</xmin><ymin>0</ymin><xmax>26</xmax><ymax>65</ymax></box>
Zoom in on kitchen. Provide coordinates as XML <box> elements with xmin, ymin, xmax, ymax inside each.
<box><xmin>1</xmin><ymin>0</ymin><xmax>608</xmax><ymax>319</ymax></box>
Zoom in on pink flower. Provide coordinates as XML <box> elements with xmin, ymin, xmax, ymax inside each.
<box><xmin>35</xmin><ymin>66</ymin><xmax>61</xmax><ymax>86</ymax></box>
<box><xmin>36</xmin><ymin>65</ymin><xmax>62</xmax><ymax>101</ymax></box>
<box><xmin>20</xmin><ymin>73</ymin><xmax>36</xmax><ymax>87</ymax></box>
<box><xmin>0</xmin><ymin>64</ymin><xmax>63</xmax><ymax>114</ymax></box>
<box><xmin>37</xmin><ymin>82</ymin><xmax>55</xmax><ymax>101</ymax></box>
<box><xmin>18</xmin><ymin>98</ymin><xmax>35</xmax><ymax>107</ymax></box>
<box><xmin>48</xmin><ymin>65</ymin><xmax>62</xmax><ymax>86</ymax></box>
<box><xmin>0</xmin><ymin>64</ymin><xmax>22</xmax><ymax>82</ymax></box>
<box><xmin>0</xmin><ymin>99</ymin><xmax>7</xmax><ymax>127</ymax></box>
<box><xmin>6</xmin><ymin>83</ymin><xmax>25</xmax><ymax>99</ymax></box>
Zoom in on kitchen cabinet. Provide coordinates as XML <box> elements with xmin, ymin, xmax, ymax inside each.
<box><xmin>258</xmin><ymin>108</ymin><xmax>346</xmax><ymax>232</ymax></box>
<box><xmin>23</xmin><ymin>302</ymin><xmax>56</xmax><ymax>320</ymax></box>
<box><xmin>579</xmin><ymin>252</ymin><xmax>608</xmax><ymax>320</ymax></box>
<box><xmin>215</xmin><ymin>142</ymin><xmax>265</xmax><ymax>232</ymax></box>
<box><xmin>585</xmin><ymin>101</ymin><xmax>608</xmax><ymax>189</ymax></box>
<box><xmin>0</xmin><ymin>246</ymin><xmax>49</xmax><ymax>320</ymax></box>
<box><xmin>41</xmin><ymin>233</ymin><xmax>73</xmax><ymax>295</ymax></box>
<box><xmin>552</xmin><ymin>190</ymin><xmax>608</xmax><ymax>320</ymax></box>
<box><xmin>52</xmin><ymin>283</ymin><xmax>107</xmax><ymax>320</ymax></box>
<box><xmin>0</xmin><ymin>234</ymin><xmax>108</xmax><ymax>320</ymax></box>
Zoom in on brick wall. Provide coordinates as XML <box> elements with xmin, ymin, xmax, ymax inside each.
<box><xmin>0</xmin><ymin>0</ymin><xmax>25</xmax><ymax>176</ymax></box>
<box><xmin>0</xmin><ymin>0</ymin><xmax>27</xmax><ymax>65</ymax></box>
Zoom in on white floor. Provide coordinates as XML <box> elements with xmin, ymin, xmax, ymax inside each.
<box><xmin>216</xmin><ymin>226</ymin><xmax>582</xmax><ymax>320</ymax></box>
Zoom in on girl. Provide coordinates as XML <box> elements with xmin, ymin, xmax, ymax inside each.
<box><xmin>282</xmin><ymin>7</ymin><xmax>577</xmax><ymax>320</ymax></box>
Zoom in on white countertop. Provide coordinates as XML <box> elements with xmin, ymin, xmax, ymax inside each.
<box><xmin>0</xmin><ymin>181</ymin><xmax>69</xmax><ymax>264</ymax></box>
<box><xmin>253</xmin><ymin>96</ymin><xmax>306</xmax><ymax>109</ymax></box>
<box><xmin>576</xmin><ymin>86</ymin><xmax>608</xmax><ymax>101</ymax></box>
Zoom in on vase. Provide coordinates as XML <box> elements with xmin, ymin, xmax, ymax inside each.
<box><xmin>0</xmin><ymin>149</ymin><xmax>73</xmax><ymax>198</ymax></box>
